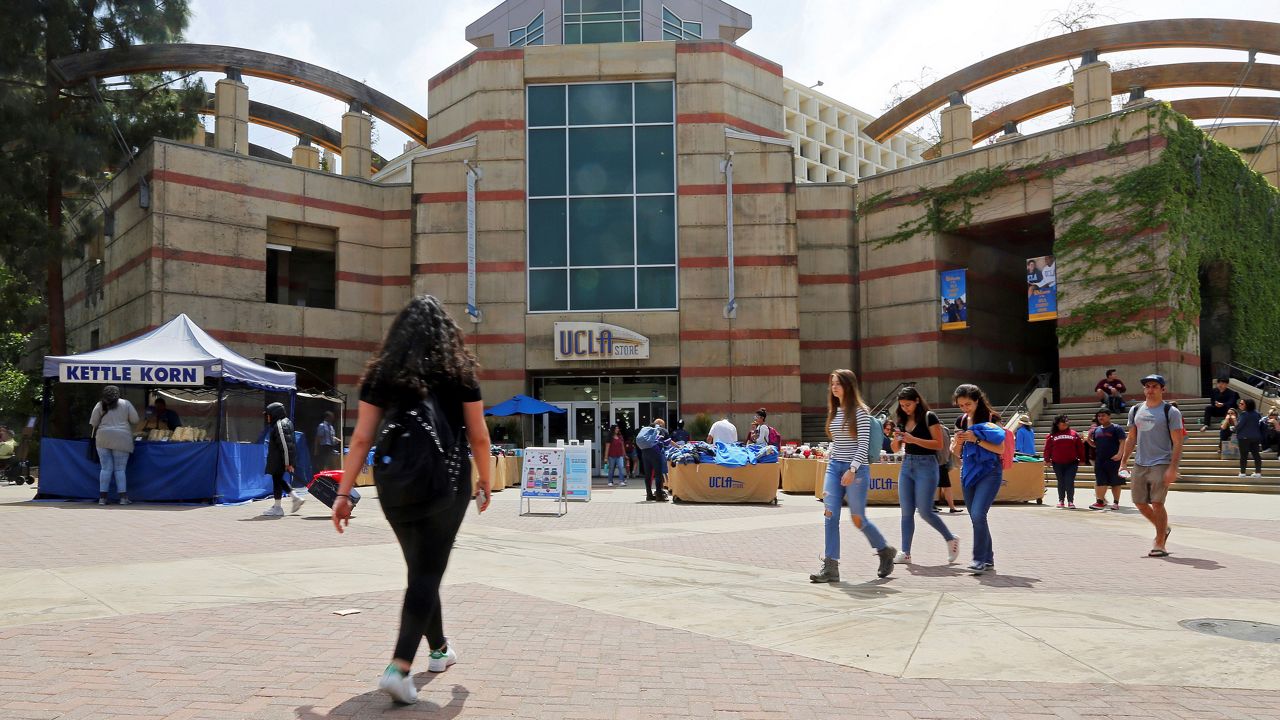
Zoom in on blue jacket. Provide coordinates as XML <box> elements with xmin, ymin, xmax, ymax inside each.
<box><xmin>1014</xmin><ymin>425</ymin><xmax>1036</xmax><ymax>455</ymax></box>
<box><xmin>960</xmin><ymin>421</ymin><xmax>1005</xmax><ymax>488</ymax></box>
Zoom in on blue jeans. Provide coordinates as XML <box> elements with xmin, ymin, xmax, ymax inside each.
<box><xmin>607</xmin><ymin>456</ymin><xmax>626</xmax><ymax>483</ymax></box>
<box><xmin>962</xmin><ymin>469</ymin><xmax>1001</xmax><ymax>565</ymax></box>
<box><xmin>822</xmin><ymin>460</ymin><xmax>887</xmax><ymax>560</ymax></box>
<box><xmin>98</xmin><ymin>447</ymin><xmax>130</xmax><ymax>493</ymax></box>
<box><xmin>898</xmin><ymin>455</ymin><xmax>955</xmax><ymax>553</ymax></box>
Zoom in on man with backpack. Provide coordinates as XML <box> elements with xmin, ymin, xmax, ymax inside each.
<box><xmin>1117</xmin><ymin>374</ymin><xmax>1183</xmax><ymax>557</ymax></box>
<box><xmin>635</xmin><ymin>418</ymin><xmax>670</xmax><ymax>501</ymax></box>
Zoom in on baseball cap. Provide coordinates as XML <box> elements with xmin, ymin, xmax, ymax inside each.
<box><xmin>1139</xmin><ymin>374</ymin><xmax>1166</xmax><ymax>387</ymax></box>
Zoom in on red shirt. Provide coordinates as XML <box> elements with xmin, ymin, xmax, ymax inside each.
<box><xmin>1044</xmin><ymin>429</ymin><xmax>1086</xmax><ymax>464</ymax></box>
<box><xmin>1095</xmin><ymin>378</ymin><xmax>1126</xmax><ymax>395</ymax></box>
<box><xmin>608</xmin><ymin>436</ymin><xmax>626</xmax><ymax>458</ymax></box>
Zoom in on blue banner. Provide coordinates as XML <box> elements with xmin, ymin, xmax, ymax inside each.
<box><xmin>940</xmin><ymin>269</ymin><xmax>967</xmax><ymax>330</ymax></box>
<box><xmin>1026</xmin><ymin>255</ymin><xmax>1057</xmax><ymax>322</ymax></box>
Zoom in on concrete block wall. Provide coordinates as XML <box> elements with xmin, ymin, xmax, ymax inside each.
<box><xmin>795</xmin><ymin>183</ymin><xmax>855</xmax><ymax>420</ymax></box>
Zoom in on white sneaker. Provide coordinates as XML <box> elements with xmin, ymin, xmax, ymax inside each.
<box><xmin>261</xmin><ymin>505</ymin><xmax>284</xmax><ymax>517</ymax></box>
<box><xmin>1239</xmin><ymin>473</ymin><xmax>1248</xmax><ymax>478</ymax></box>
<box><xmin>377</xmin><ymin>666</ymin><xmax>417</xmax><ymax>704</ymax></box>
<box><xmin>967</xmin><ymin>560</ymin><xmax>986</xmax><ymax>575</ymax></box>
<box><xmin>892</xmin><ymin>550</ymin><xmax>911</xmax><ymax>564</ymax></box>
<box><xmin>427</xmin><ymin>644</ymin><xmax>457</xmax><ymax>673</ymax></box>
<box><xmin>947</xmin><ymin>537</ymin><xmax>961</xmax><ymax>564</ymax></box>
<box><xmin>1251</xmin><ymin>472</ymin><xmax>1262</xmax><ymax>478</ymax></box>
<box><xmin>620</xmin><ymin>480</ymin><xmax>627</xmax><ymax>486</ymax></box>
<box><xmin>607</xmin><ymin>481</ymin><xmax>614</xmax><ymax>487</ymax></box>
<box><xmin>290</xmin><ymin>494</ymin><xmax>307</xmax><ymax>514</ymax></box>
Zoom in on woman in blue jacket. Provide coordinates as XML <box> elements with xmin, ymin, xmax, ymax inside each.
<box><xmin>950</xmin><ymin>384</ymin><xmax>1006</xmax><ymax>575</ymax></box>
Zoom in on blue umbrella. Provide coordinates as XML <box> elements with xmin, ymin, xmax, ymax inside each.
<box><xmin>484</xmin><ymin>394</ymin><xmax>567</xmax><ymax>417</ymax></box>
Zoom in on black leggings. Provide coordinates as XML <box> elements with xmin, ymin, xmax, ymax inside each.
<box><xmin>389</xmin><ymin>489</ymin><xmax>470</xmax><ymax>664</ymax></box>
<box><xmin>1239</xmin><ymin>438</ymin><xmax>1263</xmax><ymax>474</ymax></box>
<box><xmin>270</xmin><ymin>472</ymin><xmax>294</xmax><ymax>501</ymax></box>
<box><xmin>643</xmin><ymin>448</ymin><xmax>665</xmax><ymax>495</ymax></box>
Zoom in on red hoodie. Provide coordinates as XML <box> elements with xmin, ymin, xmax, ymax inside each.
<box><xmin>1044</xmin><ymin>429</ymin><xmax>1086</xmax><ymax>465</ymax></box>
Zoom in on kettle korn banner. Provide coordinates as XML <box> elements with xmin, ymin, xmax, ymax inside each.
<box><xmin>1026</xmin><ymin>255</ymin><xmax>1057</xmax><ymax>322</ymax></box>
<box><xmin>939</xmin><ymin>269</ymin><xmax>967</xmax><ymax>331</ymax></box>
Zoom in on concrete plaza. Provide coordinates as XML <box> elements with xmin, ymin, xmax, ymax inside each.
<box><xmin>3</xmin><ymin>479</ymin><xmax>1280</xmax><ymax>719</ymax></box>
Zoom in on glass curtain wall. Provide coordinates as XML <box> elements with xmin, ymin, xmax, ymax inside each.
<box><xmin>527</xmin><ymin>81</ymin><xmax>677</xmax><ymax>312</ymax></box>
<box><xmin>563</xmin><ymin>0</ymin><xmax>641</xmax><ymax>44</ymax></box>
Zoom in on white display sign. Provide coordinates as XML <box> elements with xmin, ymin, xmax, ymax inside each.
<box><xmin>564</xmin><ymin>440</ymin><xmax>592</xmax><ymax>501</ymax></box>
<box><xmin>58</xmin><ymin>364</ymin><xmax>206</xmax><ymax>385</ymax></box>
<box><xmin>520</xmin><ymin>446</ymin><xmax>567</xmax><ymax>516</ymax></box>
<box><xmin>554</xmin><ymin>322</ymin><xmax>649</xmax><ymax>361</ymax></box>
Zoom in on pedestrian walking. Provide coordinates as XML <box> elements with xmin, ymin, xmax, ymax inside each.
<box><xmin>1117</xmin><ymin>374</ymin><xmax>1183</xmax><ymax>557</ymax></box>
<box><xmin>889</xmin><ymin>386</ymin><xmax>960</xmax><ymax>566</ymax></box>
<box><xmin>1044</xmin><ymin>414</ymin><xmax>1086</xmax><ymax>508</ymax></box>
<box><xmin>261</xmin><ymin>402</ymin><xmax>306</xmax><ymax>517</ymax></box>
<box><xmin>951</xmin><ymin>384</ymin><xmax>1006</xmax><ymax>574</ymax></box>
<box><xmin>313</xmin><ymin>410</ymin><xmax>341</xmax><ymax>471</ymax></box>
<box><xmin>809</xmin><ymin>369</ymin><xmax>897</xmax><ymax>583</ymax></box>
<box><xmin>1087</xmin><ymin>409</ymin><xmax>1126</xmax><ymax>510</ymax></box>
<box><xmin>329</xmin><ymin>295</ymin><xmax>492</xmax><ymax>704</ymax></box>
<box><xmin>88</xmin><ymin>385</ymin><xmax>139</xmax><ymax>505</ymax></box>
<box><xmin>606</xmin><ymin>425</ymin><xmax>627</xmax><ymax>486</ymax></box>
<box><xmin>1235</xmin><ymin>398</ymin><xmax>1265</xmax><ymax>478</ymax></box>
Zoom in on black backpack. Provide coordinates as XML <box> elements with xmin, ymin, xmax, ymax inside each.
<box><xmin>372</xmin><ymin>393</ymin><xmax>468</xmax><ymax>509</ymax></box>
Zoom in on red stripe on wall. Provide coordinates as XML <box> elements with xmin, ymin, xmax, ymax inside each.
<box><xmin>675</xmin><ymin>41</ymin><xmax>784</xmax><ymax>77</ymax></box>
<box><xmin>429</xmin><ymin>119</ymin><xmax>525</xmax><ymax>149</ymax></box>
<box><xmin>855</xmin><ymin>260</ymin><xmax>946</xmax><ymax>282</ymax></box>
<box><xmin>681</xmin><ymin>254</ymin><xmax>797</xmax><ymax>268</ymax></box>
<box><xmin>798</xmin><ymin>274</ymin><xmax>852</xmax><ymax>285</ymax></box>
<box><xmin>336</xmin><ymin>271</ymin><xmax>411</xmax><ymax>286</ymax></box>
<box><xmin>1059</xmin><ymin>350</ymin><xmax>1200</xmax><ymax>369</ymax></box>
<box><xmin>679</xmin><ymin>329</ymin><xmax>799</xmax><ymax>341</ymax></box>
<box><xmin>206</xmin><ymin>329</ymin><xmax>381</xmax><ymax>353</ymax></box>
<box><xmin>165</xmin><ymin>248</ymin><xmax>265</xmax><ymax>271</ymax></box>
<box><xmin>800</xmin><ymin>340</ymin><xmax>856</xmax><ymax>350</ymax></box>
<box><xmin>414</xmin><ymin>189</ymin><xmax>525</xmax><ymax>204</ymax></box>
<box><xmin>677</xmin><ymin>112</ymin><xmax>784</xmax><ymax>138</ymax></box>
<box><xmin>478</xmin><ymin>369</ymin><xmax>526</xmax><ymax>381</ymax></box>
<box><xmin>678</xmin><ymin>182</ymin><xmax>792</xmax><ymax>196</ymax></box>
<box><xmin>801</xmin><ymin>405</ymin><xmax>827</xmax><ymax>415</ymax></box>
<box><xmin>429</xmin><ymin>48</ymin><xmax>525</xmax><ymax>90</ymax></box>
<box><xmin>336</xmin><ymin>374</ymin><xmax>364</xmax><ymax>386</ymax></box>
<box><xmin>416</xmin><ymin>261</ymin><xmax>525</xmax><ymax>274</ymax></box>
<box><xmin>681</xmin><ymin>365</ymin><xmax>800</xmax><ymax>378</ymax></box>
<box><xmin>682</xmin><ymin>402</ymin><xmax>802</xmax><ymax>414</ymax></box>
<box><xmin>467</xmin><ymin>334</ymin><xmax>525</xmax><ymax>344</ymax></box>
<box><xmin>153</xmin><ymin>170</ymin><xmax>410</xmax><ymax>220</ymax></box>
<box><xmin>859</xmin><ymin>366</ymin><xmax>1029</xmax><ymax>384</ymax></box>
<box><xmin>796</xmin><ymin>209</ymin><xmax>854</xmax><ymax>219</ymax></box>
<box><xmin>800</xmin><ymin>374</ymin><xmax>832</xmax><ymax>384</ymax></box>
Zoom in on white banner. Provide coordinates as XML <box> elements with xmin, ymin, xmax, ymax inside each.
<box><xmin>564</xmin><ymin>441</ymin><xmax>592</xmax><ymax>501</ymax></box>
<box><xmin>554</xmin><ymin>322</ymin><xmax>650</xmax><ymax>361</ymax></box>
<box><xmin>58</xmin><ymin>364</ymin><xmax>206</xmax><ymax>385</ymax></box>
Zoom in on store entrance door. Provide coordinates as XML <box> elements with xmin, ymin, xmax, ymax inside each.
<box><xmin>544</xmin><ymin>402</ymin><xmax>599</xmax><ymax>454</ymax></box>
<box><xmin>611</xmin><ymin>402</ymin><xmax>639</xmax><ymax>435</ymax></box>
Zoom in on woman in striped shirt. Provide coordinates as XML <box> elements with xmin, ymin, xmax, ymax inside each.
<box><xmin>810</xmin><ymin>369</ymin><xmax>898</xmax><ymax>583</ymax></box>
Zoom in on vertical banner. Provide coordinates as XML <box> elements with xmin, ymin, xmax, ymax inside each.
<box><xmin>939</xmin><ymin>269</ymin><xmax>968</xmax><ymax>330</ymax></box>
<box><xmin>1026</xmin><ymin>255</ymin><xmax>1057</xmax><ymax>322</ymax></box>
<box><xmin>465</xmin><ymin>163</ymin><xmax>482</xmax><ymax>322</ymax></box>
<box><xmin>564</xmin><ymin>440</ymin><xmax>592</xmax><ymax>501</ymax></box>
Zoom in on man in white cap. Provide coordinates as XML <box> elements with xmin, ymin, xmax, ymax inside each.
<box><xmin>1117</xmin><ymin>374</ymin><xmax>1182</xmax><ymax>557</ymax></box>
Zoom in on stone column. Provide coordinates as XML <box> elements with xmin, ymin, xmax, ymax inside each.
<box><xmin>1073</xmin><ymin>57</ymin><xmax>1112</xmax><ymax>121</ymax></box>
<box><xmin>292</xmin><ymin>136</ymin><xmax>320</xmax><ymax>169</ymax></box>
<box><xmin>341</xmin><ymin>104</ymin><xmax>372</xmax><ymax>179</ymax></box>
<box><xmin>939</xmin><ymin>94</ymin><xmax>973</xmax><ymax>156</ymax></box>
<box><xmin>213</xmin><ymin>72</ymin><xmax>249</xmax><ymax>155</ymax></box>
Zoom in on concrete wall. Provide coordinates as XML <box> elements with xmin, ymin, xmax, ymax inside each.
<box><xmin>795</xmin><ymin>183</ymin><xmax>855</xmax><ymax>417</ymax></box>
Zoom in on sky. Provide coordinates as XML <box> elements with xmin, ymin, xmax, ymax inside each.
<box><xmin>181</xmin><ymin>0</ymin><xmax>1280</xmax><ymax>164</ymax></box>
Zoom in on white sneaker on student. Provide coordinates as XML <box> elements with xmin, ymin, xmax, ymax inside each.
<box><xmin>1251</xmin><ymin>472</ymin><xmax>1262</xmax><ymax>478</ymax></box>
<box><xmin>291</xmin><ymin>494</ymin><xmax>307</xmax><ymax>514</ymax></box>
<box><xmin>1239</xmin><ymin>473</ymin><xmax>1248</xmax><ymax>478</ymax></box>
<box><xmin>947</xmin><ymin>537</ymin><xmax>961</xmax><ymax>564</ymax></box>
<box><xmin>892</xmin><ymin>550</ymin><xmax>911</xmax><ymax>564</ymax></box>
<box><xmin>377</xmin><ymin>666</ymin><xmax>417</xmax><ymax>704</ymax></box>
<box><xmin>261</xmin><ymin>505</ymin><xmax>284</xmax><ymax>517</ymax></box>
<box><xmin>428</xmin><ymin>644</ymin><xmax>457</xmax><ymax>673</ymax></box>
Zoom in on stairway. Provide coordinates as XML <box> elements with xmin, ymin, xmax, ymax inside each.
<box><xmin>1033</xmin><ymin>398</ymin><xmax>1280</xmax><ymax>494</ymax></box>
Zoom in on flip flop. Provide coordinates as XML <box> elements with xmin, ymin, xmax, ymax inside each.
<box><xmin>1165</xmin><ymin>526</ymin><xmax>1172</xmax><ymax>540</ymax></box>
<box><xmin>1147</xmin><ymin>549</ymin><xmax>1169</xmax><ymax>557</ymax></box>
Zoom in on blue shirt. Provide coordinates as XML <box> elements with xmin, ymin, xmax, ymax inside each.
<box><xmin>1014</xmin><ymin>425</ymin><xmax>1036</xmax><ymax>455</ymax></box>
<box><xmin>1091</xmin><ymin>424</ymin><xmax>1125</xmax><ymax>461</ymax></box>
<box><xmin>959</xmin><ymin>421</ymin><xmax>1005</xmax><ymax>488</ymax></box>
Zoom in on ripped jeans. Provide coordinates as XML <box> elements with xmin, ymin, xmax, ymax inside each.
<box><xmin>822</xmin><ymin>460</ymin><xmax>887</xmax><ymax>560</ymax></box>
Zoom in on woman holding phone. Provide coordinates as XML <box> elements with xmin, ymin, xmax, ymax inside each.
<box><xmin>890</xmin><ymin>387</ymin><xmax>960</xmax><ymax>565</ymax></box>
<box><xmin>951</xmin><ymin>383</ymin><xmax>1006</xmax><ymax>575</ymax></box>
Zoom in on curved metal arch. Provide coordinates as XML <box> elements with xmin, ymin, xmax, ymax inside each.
<box><xmin>51</xmin><ymin>43</ymin><xmax>428</xmax><ymax>142</ymax></box>
<box><xmin>865</xmin><ymin>19</ymin><xmax>1280</xmax><ymax>142</ymax></box>
<box><xmin>972</xmin><ymin>62</ymin><xmax>1280</xmax><ymax>143</ymax></box>
<box><xmin>1167</xmin><ymin>96</ymin><xmax>1280</xmax><ymax>126</ymax></box>
<box><xmin>195</xmin><ymin>94</ymin><xmax>387</xmax><ymax>168</ymax></box>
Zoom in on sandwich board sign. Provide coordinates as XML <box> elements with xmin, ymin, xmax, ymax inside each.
<box><xmin>520</xmin><ymin>446</ymin><xmax>567</xmax><ymax>516</ymax></box>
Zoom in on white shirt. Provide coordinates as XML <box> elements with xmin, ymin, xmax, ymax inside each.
<box><xmin>708</xmin><ymin>419</ymin><xmax>738</xmax><ymax>445</ymax></box>
<box><xmin>751</xmin><ymin>423</ymin><xmax>773</xmax><ymax>445</ymax></box>
<box><xmin>1036</xmin><ymin>262</ymin><xmax>1056</xmax><ymax>288</ymax></box>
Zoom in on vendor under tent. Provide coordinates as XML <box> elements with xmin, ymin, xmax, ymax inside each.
<box><xmin>39</xmin><ymin>314</ymin><xmax>302</xmax><ymax>504</ymax></box>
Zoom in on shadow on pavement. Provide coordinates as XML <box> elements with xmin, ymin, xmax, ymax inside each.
<box><xmin>975</xmin><ymin>572</ymin><xmax>1041</xmax><ymax>589</ymax></box>
<box><xmin>5</xmin><ymin>498</ymin><xmax>205</xmax><ymax>510</ymax></box>
<box><xmin>295</xmin><ymin>683</ymin><xmax>469</xmax><ymax>719</ymax></box>
<box><xmin>904</xmin><ymin>564</ymin><xmax>963</xmax><ymax>577</ymax></box>
<box><xmin>834</xmin><ymin>579</ymin><xmax>902</xmax><ymax>600</ymax></box>
<box><xmin>1155</xmin><ymin>556</ymin><xmax>1226</xmax><ymax>570</ymax></box>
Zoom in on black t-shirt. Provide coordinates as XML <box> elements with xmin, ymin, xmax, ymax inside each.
<box><xmin>904</xmin><ymin>411</ymin><xmax>940</xmax><ymax>455</ymax></box>
<box><xmin>360</xmin><ymin>375</ymin><xmax>482</xmax><ymax>441</ymax></box>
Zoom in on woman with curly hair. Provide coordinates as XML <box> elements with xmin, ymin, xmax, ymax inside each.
<box><xmin>331</xmin><ymin>295</ymin><xmax>492</xmax><ymax>705</ymax></box>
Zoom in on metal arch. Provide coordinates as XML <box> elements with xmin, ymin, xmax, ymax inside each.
<box><xmin>195</xmin><ymin>94</ymin><xmax>387</xmax><ymax>168</ymax></box>
<box><xmin>1167</xmin><ymin>96</ymin><xmax>1280</xmax><ymax>126</ymax></box>
<box><xmin>971</xmin><ymin>63</ymin><xmax>1280</xmax><ymax>143</ymax></box>
<box><xmin>51</xmin><ymin>43</ymin><xmax>428</xmax><ymax>142</ymax></box>
<box><xmin>865</xmin><ymin>19</ymin><xmax>1280</xmax><ymax>142</ymax></box>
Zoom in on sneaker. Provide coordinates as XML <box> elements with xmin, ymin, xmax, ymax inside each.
<box><xmin>1199</xmin><ymin>425</ymin><xmax>1208</xmax><ymax>432</ymax></box>
<box><xmin>98</xmin><ymin>498</ymin><xmax>107</xmax><ymax>506</ymax></box>
<box><xmin>947</xmin><ymin>537</ymin><xmax>961</xmax><ymax>564</ymax></box>
<box><xmin>1068</xmin><ymin>502</ymin><xmax>1076</xmax><ymax>509</ymax></box>
<box><xmin>1089</xmin><ymin>501</ymin><xmax>1107</xmax><ymax>510</ymax></box>
<box><xmin>261</xmin><ymin>505</ymin><xmax>284</xmax><ymax>517</ymax></box>
<box><xmin>290</xmin><ymin>494</ymin><xmax>307</xmax><ymax>514</ymax></box>
<box><xmin>377</xmin><ymin>665</ymin><xmax>417</xmax><ymax>704</ymax></box>
<box><xmin>1056</xmin><ymin>502</ymin><xmax>1065</xmax><ymax>508</ymax></box>
<box><xmin>607</xmin><ymin>481</ymin><xmax>614</xmax><ymax>487</ymax></box>
<box><xmin>876</xmin><ymin>546</ymin><xmax>896</xmax><ymax>578</ymax></box>
<box><xmin>1111</xmin><ymin>503</ymin><xmax>1121</xmax><ymax>510</ymax></box>
<box><xmin>620</xmin><ymin>480</ymin><xmax>627</xmax><ymax>486</ymax></box>
<box><xmin>1251</xmin><ymin>472</ymin><xmax>1262</xmax><ymax>478</ymax></box>
<box><xmin>427</xmin><ymin>645</ymin><xmax>457</xmax><ymax>673</ymax></box>
<box><xmin>948</xmin><ymin>507</ymin><xmax>964</xmax><ymax>514</ymax></box>
<box><xmin>893</xmin><ymin>550</ymin><xmax>911</xmax><ymax>564</ymax></box>
<box><xmin>967</xmin><ymin>560</ymin><xmax>986</xmax><ymax>575</ymax></box>
<box><xmin>119</xmin><ymin>497</ymin><xmax>132</xmax><ymax>506</ymax></box>
<box><xmin>1239</xmin><ymin>473</ymin><xmax>1248</xmax><ymax>478</ymax></box>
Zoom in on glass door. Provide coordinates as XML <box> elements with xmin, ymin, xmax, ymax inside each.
<box><xmin>611</xmin><ymin>402</ymin><xmax>639</xmax><ymax>436</ymax></box>
<box><xmin>544</xmin><ymin>401</ymin><xmax>599</xmax><ymax>464</ymax></box>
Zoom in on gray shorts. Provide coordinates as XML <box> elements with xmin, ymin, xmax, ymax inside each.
<box><xmin>1130</xmin><ymin>464</ymin><xmax>1171</xmax><ymax>504</ymax></box>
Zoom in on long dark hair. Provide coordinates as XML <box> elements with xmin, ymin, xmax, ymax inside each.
<box><xmin>894</xmin><ymin>385</ymin><xmax>931</xmax><ymax>429</ymax></box>
<box><xmin>953</xmin><ymin>383</ymin><xmax>997</xmax><ymax>425</ymax></box>
<box><xmin>1054</xmin><ymin>413</ymin><xmax>1070</xmax><ymax>431</ymax></box>
<box><xmin>363</xmin><ymin>295</ymin><xmax>479</xmax><ymax>397</ymax></box>
<box><xmin>826</xmin><ymin>369</ymin><xmax>865</xmax><ymax>440</ymax></box>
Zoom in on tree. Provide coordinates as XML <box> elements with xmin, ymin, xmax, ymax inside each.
<box><xmin>0</xmin><ymin>1</ymin><xmax>204</xmax><ymax>432</ymax></box>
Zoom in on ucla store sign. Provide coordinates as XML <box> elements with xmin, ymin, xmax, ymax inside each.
<box><xmin>59</xmin><ymin>364</ymin><xmax>206</xmax><ymax>385</ymax></box>
<box><xmin>554</xmin><ymin>322</ymin><xmax>650</xmax><ymax>361</ymax></box>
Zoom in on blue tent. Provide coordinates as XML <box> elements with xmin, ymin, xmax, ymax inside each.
<box><xmin>485</xmin><ymin>394</ymin><xmax>566</xmax><ymax>416</ymax></box>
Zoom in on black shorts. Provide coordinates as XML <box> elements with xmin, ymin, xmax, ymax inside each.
<box><xmin>937</xmin><ymin>463</ymin><xmax>952</xmax><ymax>488</ymax></box>
<box><xmin>1094</xmin><ymin>459</ymin><xmax>1123</xmax><ymax>486</ymax></box>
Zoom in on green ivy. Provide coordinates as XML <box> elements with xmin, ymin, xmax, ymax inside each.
<box><xmin>1054</xmin><ymin>104</ymin><xmax>1280</xmax><ymax>362</ymax></box>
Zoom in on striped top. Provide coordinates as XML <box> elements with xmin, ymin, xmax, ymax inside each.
<box><xmin>828</xmin><ymin>406</ymin><xmax>871</xmax><ymax>467</ymax></box>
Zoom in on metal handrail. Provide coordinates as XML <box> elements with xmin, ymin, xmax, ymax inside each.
<box><xmin>1002</xmin><ymin>372</ymin><xmax>1054</xmax><ymax>418</ymax></box>
<box><xmin>869</xmin><ymin>381</ymin><xmax>916</xmax><ymax>419</ymax></box>
<box><xmin>1226</xmin><ymin>361</ymin><xmax>1280</xmax><ymax>398</ymax></box>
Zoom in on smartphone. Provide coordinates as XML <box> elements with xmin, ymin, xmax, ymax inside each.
<box><xmin>474</xmin><ymin>491</ymin><xmax>487</xmax><ymax>514</ymax></box>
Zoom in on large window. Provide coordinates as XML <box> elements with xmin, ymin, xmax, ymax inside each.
<box><xmin>509</xmin><ymin>11</ymin><xmax>544</xmax><ymax>46</ymax></box>
<box><xmin>527</xmin><ymin>81</ymin><xmax>677</xmax><ymax>312</ymax></box>
<box><xmin>661</xmin><ymin>5</ymin><xmax>701</xmax><ymax>40</ymax></box>
<box><xmin>266</xmin><ymin>218</ymin><xmax>336</xmax><ymax>309</ymax></box>
<box><xmin>563</xmin><ymin>0</ymin><xmax>641</xmax><ymax>44</ymax></box>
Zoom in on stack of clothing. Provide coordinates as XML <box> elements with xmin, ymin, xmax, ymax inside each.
<box><xmin>665</xmin><ymin>441</ymin><xmax>717</xmax><ymax>465</ymax></box>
